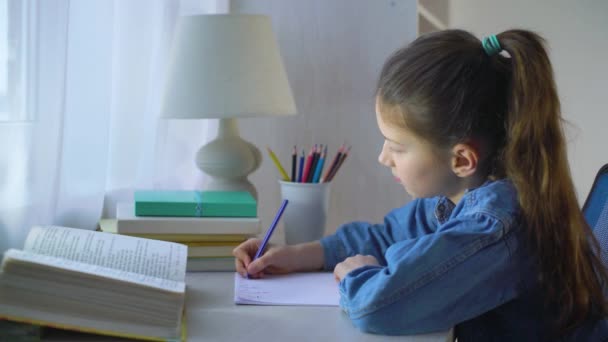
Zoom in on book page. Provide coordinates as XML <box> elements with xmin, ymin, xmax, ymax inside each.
<box><xmin>23</xmin><ymin>226</ymin><xmax>186</xmax><ymax>282</ymax></box>
<box><xmin>234</xmin><ymin>272</ymin><xmax>339</xmax><ymax>306</ymax></box>
<box><xmin>2</xmin><ymin>249</ymin><xmax>185</xmax><ymax>293</ymax></box>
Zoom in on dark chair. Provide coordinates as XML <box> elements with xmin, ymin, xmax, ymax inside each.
<box><xmin>582</xmin><ymin>164</ymin><xmax>608</xmax><ymax>268</ymax></box>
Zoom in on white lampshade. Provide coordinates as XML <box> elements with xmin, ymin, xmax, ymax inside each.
<box><xmin>161</xmin><ymin>14</ymin><xmax>297</xmax><ymax>119</ymax></box>
<box><xmin>160</xmin><ymin>14</ymin><xmax>297</xmax><ymax>198</ymax></box>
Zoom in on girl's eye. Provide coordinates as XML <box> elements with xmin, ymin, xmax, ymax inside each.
<box><xmin>383</xmin><ymin>140</ymin><xmax>405</xmax><ymax>153</ymax></box>
<box><xmin>389</xmin><ymin>146</ymin><xmax>404</xmax><ymax>153</ymax></box>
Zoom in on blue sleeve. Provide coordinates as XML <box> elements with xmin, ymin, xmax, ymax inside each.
<box><xmin>337</xmin><ymin>213</ymin><xmax>525</xmax><ymax>335</ymax></box>
<box><xmin>320</xmin><ymin>198</ymin><xmax>438</xmax><ymax>270</ymax></box>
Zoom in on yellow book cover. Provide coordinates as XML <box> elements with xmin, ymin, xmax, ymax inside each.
<box><xmin>183</xmin><ymin>240</ymin><xmax>242</xmax><ymax>247</ymax></box>
<box><xmin>187</xmin><ymin>257</ymin><xmax>235</xmax><ymax>272</ymax></box>
<box><xmin>187</xmin><ymin>245</ymin><xmax>239</xmax><ymax>257</ymax></box>
<box><xmin>99</xmin><ymin>219</ymin><xmax>250</xmax><ymax>243</ymax></box>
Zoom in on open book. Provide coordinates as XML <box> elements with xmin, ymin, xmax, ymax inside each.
<box><xmin>0</xmin><ymin>225</ymin><xmax>188</xmax><ymax>342</ymax></box>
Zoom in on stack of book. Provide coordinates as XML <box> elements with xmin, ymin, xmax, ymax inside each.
<box><xmin>99</xmin><ymin>190</ymin><xmax>260</xmax><ymax>272</ymax></box>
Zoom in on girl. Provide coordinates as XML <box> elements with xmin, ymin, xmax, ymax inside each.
<box><xmin>233</xmin><ymin>29</ymin><xmax>608</xmax><ymax>340</ymax></box>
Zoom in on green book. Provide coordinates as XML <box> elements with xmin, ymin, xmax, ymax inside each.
<box><xmin>134</xmin><ymin>190</ymin><xmax>257</xmax><ymax>217</ymax></box>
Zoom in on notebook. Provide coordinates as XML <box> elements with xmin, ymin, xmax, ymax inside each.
<box><xmin>233</xmin><ymin>272</ymin><xmax>339</xmax><ymax>306</ymax></box>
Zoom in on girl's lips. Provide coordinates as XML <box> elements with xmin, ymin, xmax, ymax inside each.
<box><xmin>394</xmin><ymin>177</ymin><xmax>401</xmax><ymax>183</ymax></box>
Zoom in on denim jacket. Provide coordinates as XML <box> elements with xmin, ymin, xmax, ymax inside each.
<box><xmin>320</xmin><ymin>179</ymin><xmax>608</xmax><ymax>341</ymax></box>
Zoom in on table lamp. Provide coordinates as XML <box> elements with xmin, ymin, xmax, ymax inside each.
<box><xmin>161</xmin><ymin>14</ymin><xmax>297</xmax><ymax>199</ymax></box>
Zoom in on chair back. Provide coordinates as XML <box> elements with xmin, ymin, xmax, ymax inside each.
<box><xmin>582</xmin><ymin>164</ymin><xmax>608</xmax><ymax>268</ymax></box>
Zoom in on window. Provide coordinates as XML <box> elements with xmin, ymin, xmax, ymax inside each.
<box><xmin>0</xmin><ymin>0</ymin><xmax>36</xmax><ymax>122</ymax></box>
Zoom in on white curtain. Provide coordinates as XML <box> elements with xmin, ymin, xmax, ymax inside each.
<box><xmin>0</xmin><ymin>0</ymin><xmax>226</xmax><ymax>254</ymax></box>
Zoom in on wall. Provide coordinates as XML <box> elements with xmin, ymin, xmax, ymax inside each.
<box><xmin>230</xmin><ymin>0</ymin><xmax>418</xmax><ymax>235</ymax></box>
<box><xmin>449</xmin><ymin>0</ymin><xmax>608</xmax><ymax>202</ymax></box>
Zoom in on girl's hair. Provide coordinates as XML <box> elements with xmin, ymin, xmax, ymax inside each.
<box><xmin>376</xmin><ymin>29</ymin><xmax>607</xmax><ymax>332</ymax></box>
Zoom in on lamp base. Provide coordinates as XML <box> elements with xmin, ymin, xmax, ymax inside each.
<box><xmin>195</xmin><ymin>118</ymin><xmax>261</xmax><ymax>199</ymax></box>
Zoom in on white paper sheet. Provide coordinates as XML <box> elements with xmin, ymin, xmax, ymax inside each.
<box><xmin>234</xmin><ymin>272</ymin><xmax>339</xmax><ymax>306</ymax></box>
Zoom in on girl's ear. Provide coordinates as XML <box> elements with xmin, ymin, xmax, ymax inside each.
<box><xmin>450</xmin><ymin>143</ymin><xmax>479</xmax><ymax>178</ymax></box>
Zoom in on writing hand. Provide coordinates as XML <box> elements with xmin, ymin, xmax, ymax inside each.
<box><xmin>233</xmin><ymin>238</ymin><xmax>262</xmax><ymax>277</ymax></box>
<box><xmin>333</xmin><ymin>254</ymin><xmax>380</xmax><ymax>282</ymax></box>
<box><xmin>233</xmin><ymin>240</ymin><xmax>326</xmax><ymax>279</ymax></box>
<box><xmin>233</xmin><ymin>238</ymin><xmax>296</xmax><ymax>278</ymax></box>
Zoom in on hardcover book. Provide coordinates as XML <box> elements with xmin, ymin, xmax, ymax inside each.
<box><xmin>134</xmin><ymin>190</ymin><xmax>257</xmax><ymax>217</ymax></box>
<box><xmin>186</xmin><ymin>242</ymin><xmax>240</xmax><ymax>258</ymax></box>
<box><xmin>116</xmin><ymin>203</ymin><xmax>261</xmax><ymax>235</ymax></box>
<box><xmin>186</xmin><ymin>257</ymin><xmax>236</xmax><ymax>272</ymax></box>
<box><xmin>0</xmin><ymin>225</ymin><xmax>187</xmax><ymax>342</ymax></box>
<box><xmin>99</xmin><ymin>219</ymin><xmax>250</xmax><ymax>243</ymax></box>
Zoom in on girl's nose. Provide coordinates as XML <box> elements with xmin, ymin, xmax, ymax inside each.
<box><xmin>378</xmin><ymin>142</ymin><xmax>393</xmax><ymax>167</ymax></box>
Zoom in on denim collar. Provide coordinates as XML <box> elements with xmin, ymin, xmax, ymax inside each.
<box><xmin>434</xmin><ymin>197</ymin><xmax>455</xmax><ymax>224</ymax></box>
<box><xmin>434</xmin><ymin>180</ymin><xmax>494</xmax><ymax>224</ymax></box>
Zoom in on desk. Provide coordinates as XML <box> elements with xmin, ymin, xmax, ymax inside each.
<box><xmin>186</xmin><ymin>272</ymin><xmax>452</xmax><ymax>342</ymax></box>
<box><xmin>44</xmin><ymin>272</ymin><xmax>452</xmax><ymax>341</ymax></box>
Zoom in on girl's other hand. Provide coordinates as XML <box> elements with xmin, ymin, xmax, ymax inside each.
<box><xmin>333</xmin><ymin>254</ymin><xmax>380</xmax><ymax>282</ymax></box>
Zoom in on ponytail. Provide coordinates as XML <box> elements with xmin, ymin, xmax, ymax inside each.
<box><xmin>498</xmin><ymin>30</ymin><xmax>608</xmax><ymax>331</ymax></box>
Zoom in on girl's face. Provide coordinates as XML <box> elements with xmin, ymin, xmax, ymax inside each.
<box><xmin>375</xmin><ymin>102</ymin><xmax>462</xmax><ymax>201</ymax></box>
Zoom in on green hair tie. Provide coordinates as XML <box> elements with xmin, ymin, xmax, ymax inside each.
<box><xmin>482</xmin><ymin>35</ymin><xmax>502</xmax><ymax>56</ymax></box>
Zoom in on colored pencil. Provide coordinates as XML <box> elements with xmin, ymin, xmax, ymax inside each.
<box><xmin>307</xmin><ymin>145</ymin><xmax>320</xmax><ymax>183</ymax></box>
<box><xmin>312</xmin><ymin>145</ymin><xmax>327</xmax><ymax>183</ymax></box>
<box><xmin>321</xmin><ymin>144</ymin><xmax>344</xmax><ymax>183</ymax></box>
<box><xmin>326</xmin><ymin>145</ymin><xmax>351</xmax><ymax>182</ymax></box>
<box><xmin>267</xmin><ymin>147</ymin><xmax>290</xmax><ymax>181</ymax></box>
<box><xmin>300</xmin><ymin>147</ymin><xmax>315</xmax><ymax>183</ymax></box>
<box><xmin>297</xmin><ymin>148</ymin><xmax>305</xmax><ymax>183</ymax></box>
<box><xmin>291</xmin><ymin>145</ymin><xmax>297</xmax><ymax>182</ymax></box>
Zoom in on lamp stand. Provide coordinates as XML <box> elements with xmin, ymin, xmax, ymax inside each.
<box><xmin>196</xmin><ymin>118</ymin><xmax>262</xmax><ymax>199</ymax></box>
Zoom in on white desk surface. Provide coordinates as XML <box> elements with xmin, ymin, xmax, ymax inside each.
<box><xmin>185</xmin><ymin>272</ymin><xmax>452</xmax><ymax>342</ymax></box>
<box><xmin>44</xmin><ymin>272</ymin><xmax>452</xmax><ymax>342</ymax></box>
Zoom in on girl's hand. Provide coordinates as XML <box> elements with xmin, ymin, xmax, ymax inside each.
<box><xmin>333</xmin><ymin>254</ymin><xmax>380</xmax><ymax>282</ymax></box>
<box><xmin>232</xmin><ymin>238</ymin><xmax>297</xmax><ymax>278</ymax></box>
<box><xmin>233</xmin><ymin>239</ymin><xmax>326</xmax><ymax>279</ymax></box>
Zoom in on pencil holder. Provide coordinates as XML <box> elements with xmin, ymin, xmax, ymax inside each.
<box><xmin>278</xmin><ymin>180</ymin><xmax>331</xmax><ymax>245</ymax></box>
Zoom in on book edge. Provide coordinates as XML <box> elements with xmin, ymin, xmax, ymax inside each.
<box><xmin>0</xmin><ymin>313</ymin><xmax>183</xmax><ymax>342</ymax></box>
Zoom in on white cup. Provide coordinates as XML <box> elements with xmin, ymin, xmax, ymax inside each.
<box><xmin>278</xmin><ymin>180</ymin><xmax>331</xmax><ymax>245</ymax></box>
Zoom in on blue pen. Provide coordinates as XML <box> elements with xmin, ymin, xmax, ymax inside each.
<box><xmin>247</xmin><ymin>199</ymin><xmax>289</xmax><ymax>278</ymax></box>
